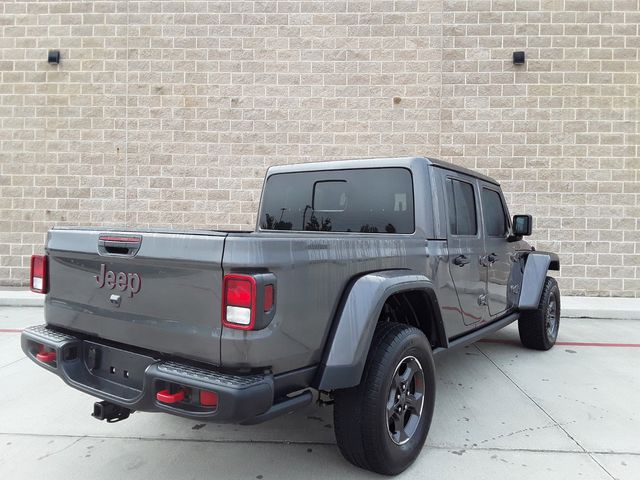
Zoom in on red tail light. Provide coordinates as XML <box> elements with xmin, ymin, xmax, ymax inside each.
<box><xmin>263</xmin><ymin>284</ymin><xmax>274</xmax><ymax>312</ymax></box>
<box><xmin>222</xmin><ymin>274</ymin><xmax>256</xmax><ymax>330</ymax></box>
<box><xmin>226</xmin><ymin>277</ymin><xmax>254</xmax><ymax>307</ymax></box>
<box><xmin>30</xmin><ymin>255</ymin><xmax>48</xmax><ymax>294</ymax></box>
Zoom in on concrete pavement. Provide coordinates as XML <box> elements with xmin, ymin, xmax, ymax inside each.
<box><xmin>1</xmin><ymin>306</ymin><xmax>639</xmax><ymax>479</ymax></box>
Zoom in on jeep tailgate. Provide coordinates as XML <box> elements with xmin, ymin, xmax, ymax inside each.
<box><xmin>44</xmin><ymin>227</ymin><xmax>226</xmax><ymax>366</ymax></box>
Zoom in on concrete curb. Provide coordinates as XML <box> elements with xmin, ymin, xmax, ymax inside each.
<box><xmin>560</xmin><ymin>296</ymin><xmax>640</xmax><ymax>320</ymax></box>
<box><xmin>0</xmin><ymin>290</ymin><xmax>44</xmax><ymax>307</ymax></box>
<box><xmin>0</xmin><ymin>290</ymin><xmax>638</xmax><ymax>319</ymax></box>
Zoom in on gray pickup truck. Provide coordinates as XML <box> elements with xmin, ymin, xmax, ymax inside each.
<box><xmin>22</xmin><ymin>156</ymin><xmax>560</xmax><ymax>475</ymax></box>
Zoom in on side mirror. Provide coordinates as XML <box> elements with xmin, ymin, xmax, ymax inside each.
<box><xmin>512</xmin><ymin>214</ymin><xmax>532</xmax><ymax>237</ymax></box>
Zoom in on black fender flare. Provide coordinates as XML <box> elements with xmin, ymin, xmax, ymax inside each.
<box><xmin>315</xmin><ymin>270</ymin><xmax>442</xmax><ymax>391</ymax></box>
<box><xmin>518</xmin><ymin>251</ymin><xmax>560</xmax><ymax>310</ymax></box>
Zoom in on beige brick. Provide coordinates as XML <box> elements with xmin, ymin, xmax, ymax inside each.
<box><xmin>0</xmin><ymin>0</ymin><xmax>637</xmax><ymax>296</ymax></box>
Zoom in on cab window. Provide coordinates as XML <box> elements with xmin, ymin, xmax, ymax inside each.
<box><xmin>481</xmin><ymin>188</ymin><xmax>508</xmax><ymax>237</ymax></box>
<box><xmin>446</xmin><ymin>178</ymin><xmax>477</xmax><ymax>236</ymax></box>
<box><xmin>260</xmin><ymin>168</ymin><xmax>415</xmax><ymax>234</ymax></box>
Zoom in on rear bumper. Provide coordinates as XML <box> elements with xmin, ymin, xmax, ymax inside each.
<box><xmin>21</xmin><ymin>324</ymin><xmax>274</xmax><ymax>423</ymax></box>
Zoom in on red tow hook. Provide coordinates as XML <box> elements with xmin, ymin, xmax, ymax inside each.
<box><xmin>36</xmin><ymin>346</ymin><xmax>57</xmax><ymax>363</ymax></box>
<box><xmin>156</xmin><ymin>389</ymin><xmax>186</xmax><ymax>404</ymax></box>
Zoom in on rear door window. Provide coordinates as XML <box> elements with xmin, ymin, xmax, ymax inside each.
<box><xmin>446</xmin><ymin>179</ymin><xmax>478</xmax><ymax>236</ymax></box>
<box><xmin>259</xmin><ymin>168</ymin><xmax>414</xmax><ymax>234</ymax></box>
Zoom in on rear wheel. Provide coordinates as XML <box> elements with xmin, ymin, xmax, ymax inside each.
<box><xmin>518</xmin><ymin>276</ymin><xmax>560</xmax><ymax>350</ymax></box>
<box><xmin>333</xmin><ymin>322</ymin><xmax>435</xmax><ymax>475</ymax></box>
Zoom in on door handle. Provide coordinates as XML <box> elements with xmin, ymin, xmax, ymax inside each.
<box><xmin>480</xmin><ymin>253</ymin><xmax>497</xmax><ymax>267</ymax></box>
<box><xmin>453</xmin><ymin>255</ymin><xmax>470</xmax><ymax>267</ymax></box>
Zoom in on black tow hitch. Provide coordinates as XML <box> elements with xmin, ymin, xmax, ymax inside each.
<box><xmin>92</xmin><ymin>401</ymin><xmax>132</xmax><ymax>423</ymax></box>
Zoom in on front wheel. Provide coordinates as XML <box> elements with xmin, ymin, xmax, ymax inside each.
<box><xmin>333</xmin><ymin>322</ymin><xmax>436</xmax><ymax>475</ymax></box>
<box><xmin>518</xmin><ymin>276</ymin><xmax>561</xmax><ymax>350</ymax></box>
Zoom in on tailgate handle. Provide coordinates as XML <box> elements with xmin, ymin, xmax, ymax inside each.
<box><xmin>98</xmin><ymin>235</ymin><xmax>142</xmax><ymax>257</ymax></box>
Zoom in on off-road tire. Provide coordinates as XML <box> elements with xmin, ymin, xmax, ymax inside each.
<box><xmin>333</xmin><ymin>322</ymin><xmax>436</xmax><ymax>475</ymax></box>
<box><xmin>518</xmin><ymin>276</ymin><xmax>561</xmax><ymax>350</ymax></box>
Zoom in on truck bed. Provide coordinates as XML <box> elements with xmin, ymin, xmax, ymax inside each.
<box><xmin>44</xmin><ymin>227</ymin><xmax>440</xmax><ymax>373</ymax></box>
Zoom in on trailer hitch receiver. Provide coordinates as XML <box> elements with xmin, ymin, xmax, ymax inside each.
<box><xmin>92</xmin><ymin>401</ymin><xmax>132</xmax><ymax>423</ymax></box>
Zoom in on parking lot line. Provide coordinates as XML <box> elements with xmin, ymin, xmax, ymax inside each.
<box><xmin>3</xmin><ymin>431</ymin><xmax>640</xmax><ymax>456</ymax></box>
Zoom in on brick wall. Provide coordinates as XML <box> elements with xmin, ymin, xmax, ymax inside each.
<box><xmin>0</xmin><ymin>0</ymin><xmax>638</xmax><ymax>296</ymax></box>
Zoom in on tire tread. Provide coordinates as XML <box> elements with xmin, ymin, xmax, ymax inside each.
<box><xmin>518</xmin><ymin>276</ymin><xmax>560</xmax><ymax>350</ymax></box>
<box><xmin>333</xmin><ymin>321</ymin><xmax>399</xmax><ymax>471</ymax></box>
<box><xmin>334</xmin><ymin>321</ymin><xmax>435</xmax><ymax>475</ymax></box>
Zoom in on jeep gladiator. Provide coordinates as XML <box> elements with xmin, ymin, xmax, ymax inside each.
<box><xmin>22</xmin><ymin>156</ymin><xmax>561</xmax><ymax>475</ymax></box>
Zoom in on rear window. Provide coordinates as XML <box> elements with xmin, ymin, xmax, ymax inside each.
<box><xmin>259</xmin><ymin>168</ymin><xmax>415</xmax><ymax>234</ymax></box>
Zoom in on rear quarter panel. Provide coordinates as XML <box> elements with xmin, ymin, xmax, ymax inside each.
<box><xmin>220</xmin><ymin>233</ymin><xmax>435</xmax><ymax>373</ymax></box>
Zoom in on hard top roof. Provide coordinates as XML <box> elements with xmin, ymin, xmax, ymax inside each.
<box><xmin>266</xmin><ymin>156</ymin><xmax>500</xmax><ymax>186</ymax></box>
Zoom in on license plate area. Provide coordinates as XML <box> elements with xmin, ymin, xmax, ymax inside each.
<box><xmin>83</xmin><ymin>341</ymin><xmax>156</xmax><ymax>390</ymax></box>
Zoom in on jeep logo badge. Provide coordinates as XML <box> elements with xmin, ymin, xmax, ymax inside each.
<box><xmin>96</xmin><ymin>264</ymin><xmax>141</xmax><ymax>297</ymax></box>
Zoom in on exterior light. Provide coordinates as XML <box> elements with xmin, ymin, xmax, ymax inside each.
<box><xmin>48</xmin><ymin>50</ymin><xmax>60</xmax><ymax>64</ymax></box>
